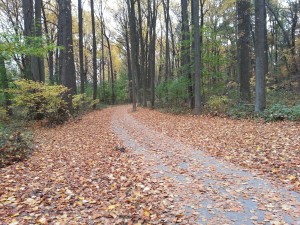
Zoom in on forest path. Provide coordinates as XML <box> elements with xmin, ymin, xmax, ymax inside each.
<box><xmin>112</xmin><ymin>105</ymin><xmax>300</xmax><ymax>224</ymax></box>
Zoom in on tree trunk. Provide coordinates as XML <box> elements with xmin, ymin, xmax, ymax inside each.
<box><xmin>148</xmin><ymin>0</ymin><xmax>157</xmax><ymax>108</ymax></box>
<box><xmin>162</xmin><ymin>0</ymin><xmax>171</xmax><ymax>80</ymax></box>
<box><xmin>125</xmin><ymin>17</ymin><xmax>133</xmax><ymax>103</ymax></box>
<box><xmin>255</xmin><ymin>0</ymin><xmax>267</xmax><ymax>112</ymax></box>
<box><xmin>181</xmin><ymin>0</ymin><xmax>192</xmax><ymax>107</ymax></box>
<box><xmin>137</xmin><ymin>0</ymin><xmax>147</xmax><ymax>107</ymax></box>
<box><xmin>30</xmin><ymin>0</ymin><xmax>45</xmax><ymax>82</ymax></box>
<box><xmin>104</xmin><ymin>33</ymin><xmax>115</xmax><ymax>105</ymax></box>
<box><xmin>78</xmin><ymin>0</ymin><xmax>85</xmax><ymax>93</ymax></box>
<box><xmin>91</xmin><ymin>0</ymin><xmax>97</xmax><ymax>108</ymax></box>
<box><xmin>22</xmin><ymin>0</ymin><xmax>34</xmax><ymax>80</ymax></box>
<box><xmin>193</xmin><ymin>0</ymin><xmax>201</xmax><ymax>115</ymax></box>
<box><xmin>0</xmin><ymin>56</ymin><xmax>12</xmax><ymax>115</ymax></box>
<box><xmin>237</xmin><ymin>0</ymin><xmax>251</xmax><ymax>102</ymax></box>
<box><xmin>100</xmin><ymin>0</ymin><xmax>106</xmax><ymax>103</ymax></box>
<box><xmin>58</xmin><ymin>0</ymin><xmax>77</xmax><ymax>111</ymax></box>
<box><xmin>127</xmin><ymin>0</ymin><xmax>139</xmax><ymax>111</ymax></box>
<box><xmin>42</xmin><ymin>3</ymin><xmax>54</xmax><ymax>84</ymax></box>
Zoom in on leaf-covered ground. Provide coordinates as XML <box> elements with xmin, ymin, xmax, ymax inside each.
<box><xmin>132</xmin><ymin>107</ymin><xmax>300</xmax><ymax>192</ymax></box>
<box><xmin>0</xmin><ymin>107</ymin><xmax>173</xmax><ymax>224</ymax></box>
<box><xmin>1</xmin><ymin>105</ymin><xmax>300</xmax><ymax>224</ymax></box>
<box><xmin>112</xmin><ymin>105</ymin><xmax>300</xmax><ymax>224</ymax></box>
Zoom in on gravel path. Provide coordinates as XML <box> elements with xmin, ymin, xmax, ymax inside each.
<box><xmin>111</xmin><ymin>105</ymin><xmax>300</xmax><ymax>224</ymax></box>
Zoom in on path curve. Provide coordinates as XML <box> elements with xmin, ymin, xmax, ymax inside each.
<box><xmin>111</xmin><ymin>105</ymin><xmax>300</xmax><ymax>224</ymax></box>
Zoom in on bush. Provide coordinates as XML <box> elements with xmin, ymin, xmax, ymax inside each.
<box><xmin>73</xmin><ymin>93</ymin><xmax>99</xmax><ymax>112</ymax></box>
<box><xmin>0</xmin><ymin>128</ymin><xmax>33</xmax><ymax>168</ymax></box>
<box><xmin>156</xmin><ymin>76</ymin><xmax>191</xmax><ymax>105</ymax></box>
<box><xmin>8</xmin><ymin>79</ymin><xmax>70</xmax><ymax>124</ymax></box>
<box><xmin>206</xmin><ymin>95</ymin><xmax>230</xmax><ymax>115</ymax></box>
<box><xmin>263</xmin><ymin>104</ymin><xmax>290</xmax><ymax>122</ymax></box>
<box><xmin>227</xmin><ymin>103</ymin><xmax>254</xmax><ymax>119</ymax></box>
<box><xmin>263</xmin><ymin>104</ymin><xmax>300</xmax><ymax>122</ymax></box>
<box><xmin>289</xmin><ymin>104</ymin><xmax>300</xmax><ymax>121</ymax></box>
<box><xmin>0</xmin><ymin>107</ymin><xmax>8</xmax><ymax>121</ymax></box>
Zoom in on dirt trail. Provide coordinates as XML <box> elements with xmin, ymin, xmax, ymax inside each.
<box><xmin>112</xmin><ymin>105</ymin><xmax>300</xmax><ymax>224</ymax></box>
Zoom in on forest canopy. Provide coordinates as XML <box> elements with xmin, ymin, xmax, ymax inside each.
<box><xmin>0</xmin><ymin>0</ymin><xmax>299</xmax><ymax>120</ymax></box>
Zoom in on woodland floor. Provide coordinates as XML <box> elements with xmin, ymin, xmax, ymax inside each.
<box><xmin>0</xmin><ymin>105</ymin><xmax>300</xmax><ymax>224</ymax></box>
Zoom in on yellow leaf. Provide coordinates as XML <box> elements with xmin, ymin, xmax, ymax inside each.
<box><xmin>37</xmin><ymin>217</ymin><xmax>47</xmax><ymax>224</ymax></box>
<box><xmin>108</xmin><ymin>204</ymin><xmax>119</xmax><ymax>210</ymax></box>
<box><xmin>143</xmin><ymin>209</ymin><xmax>150</xmax><ymax>217</ymax></box>
<box><xmin>9</xmin><ymin>220</ymin><xmax>19</xmax><ymax>225</ymax></box>
<box><xmin>287</xmin><ymin>175</ymin><xmax>297</xmax><ymax>181</ymax></box>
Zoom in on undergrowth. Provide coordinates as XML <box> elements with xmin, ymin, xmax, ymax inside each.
<box><xmin>0</xmin><ymin>121</ymin><xmax>33</xmax><ymax>168</ymax></box>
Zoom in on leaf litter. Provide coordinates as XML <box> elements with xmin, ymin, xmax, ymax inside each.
<box><xmin>1</xmin><ymin>105</ymin><xmax>300</xmax><ymax>224</ymax></box>
<box><xmin>112</xmin><ymin>105</ymin><xmax>300</xmax><ymax>224</ymax></box>
<box><xmin>0</xmin><ymin>107</ymin><xmax>172</xmax><ymax>224</ymax></box>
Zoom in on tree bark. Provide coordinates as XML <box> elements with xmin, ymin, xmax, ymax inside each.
<box><xmin>0</xmin><ymin>56</ymin><xmax>12</xmax><ymax>115</ymax></box>
<box><xmin>137</xmin><ymin>0</ymin><xmax>147</xmax><ymax>107</ymax></box>
<box><xmin>192</xmin><ymin>0</ymin><xmax>201</xmax><ymax>115</ymax></box>
<box><xmin>127</xmin><ymin>0</ymin><xmax>139</xmax><ymax>111</ymax></box>
<box><xmin>255</xmin><ymin>0</ymin><xmax>267</xmax><ymax>112</ymax></box>
<box><xmin>31</xmin><ymin>0</ymin><xmax>45</xmax><ymax>82</ymax></box>
<box><xmin>162</xmin><ymin>0</ymin><xmax>171</xmax><ymax>80</ymax></box>
<box><xmin>78</xmin><ymin>0</ymin><xmax>85</xmax><ymax>93</ymax></box>
<box><xmin>237</xmin><ymin>0</ymin><xmax>251</xmax><ymax>102</ymax></box>
<box><xmin>22</xmin><ymin>0</ymin><xmax>34</xmax><ymax>80</ymax></box>
<box><xmin>104</xmin><ymin>33</ymin><xmax>115</xmax><ymax>105</ymax></box>
<box><xmin>181</xmin><ymin>0</ymin><xmax>192</xmax><ymax>107</ymax></box>
<box><xmin>58</xmin><ymin>0</ymin><xmax>77</xmax><ymax>111</ymax></box>
<box><xmin>42</xmin><ymin>3</ymin><xmax>54</xmax><ymax>84</ymax></box>
<box><xmin>91</xmin><ymin>0</ymin><xmax>97</xmax><ymax>108</ymax></box>
<box><xmin>148</xmin><ymin>0</ymin><xmax>157</xmax><ymax>108</ymax></box>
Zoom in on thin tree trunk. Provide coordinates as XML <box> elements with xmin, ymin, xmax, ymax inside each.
<box><xmin>193</xmin><ymin>0</ymin><xmax>201</xmax><ymax>115</ymax></box>
<box><xmin>104</xmin><ymin>33</ymin><xmax>115</xmax><ymax>105</ymax></box>
<box><xmin>125</xmin><ymin>18</ymin><xmax>133</xmax><ymax>102</ymax></box>
<box><xmin>162</xmin><ymin>0</ymin><xmax>171</xmax><ymax>80</ymax></box>
<box><xmin>91</xmin><ymin>0</ymin><xmax>97</xmax><ymax>108</ymax></box>
<box><xmin>78</xmin><ymin>0</ymin><xmax>85</xmax><ymax>93</ymax></box>
<box><xmin>42</xmin><ymin>3</ymin><xmax>54</xmax><ymax>84</ymax></box>
<box><xmin>0</xmin><ymin>56</ymin><xmax>12</xmax><ymax>115</ymax></box>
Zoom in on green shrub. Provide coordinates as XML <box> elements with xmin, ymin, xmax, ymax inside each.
<box><xmin>73</xmin><ymin>93</ymin><xmax>99</xmax><ymax>111</ymax></box>
<box><xmin>206</xmin><ymin>95</ymin><xmax>230</xmax><ymax>114</ymax></box>
<box><xmin>263</xmin><ymin>103</ymin><xmax>300</xmax><ymax>122</ymax></box>
<box><xmin>0</xmin><ymin>123</ymin><xmax>33</xmax><ymax>168</ymax></box>
<box><xmin>0</xmin><ymin>107</ymin><xmax>8</xmax><ymax>121</ymax></box>
<box><xmin>156</xmin><ymin>76</ymin><xmax>191</xmax><ymax>105</ymax></box>
<box><xmin>289</xmin><ymin>104</ymin><xmax>300</xmax><ymax>121</ymax></box>
<box><xmin>263</xmin><ymin>104</ymin><xmax>290</xmax><ymax>121</ymax></box>
<box><xmin>227</xmin><ymin>103</ymin><xmax>254</xmax><ymax>119</ymax></box>
<box><xmin>8</xmin><ymin>79</ymin><xmax>70</xmax><ymax>124</ymax></box>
